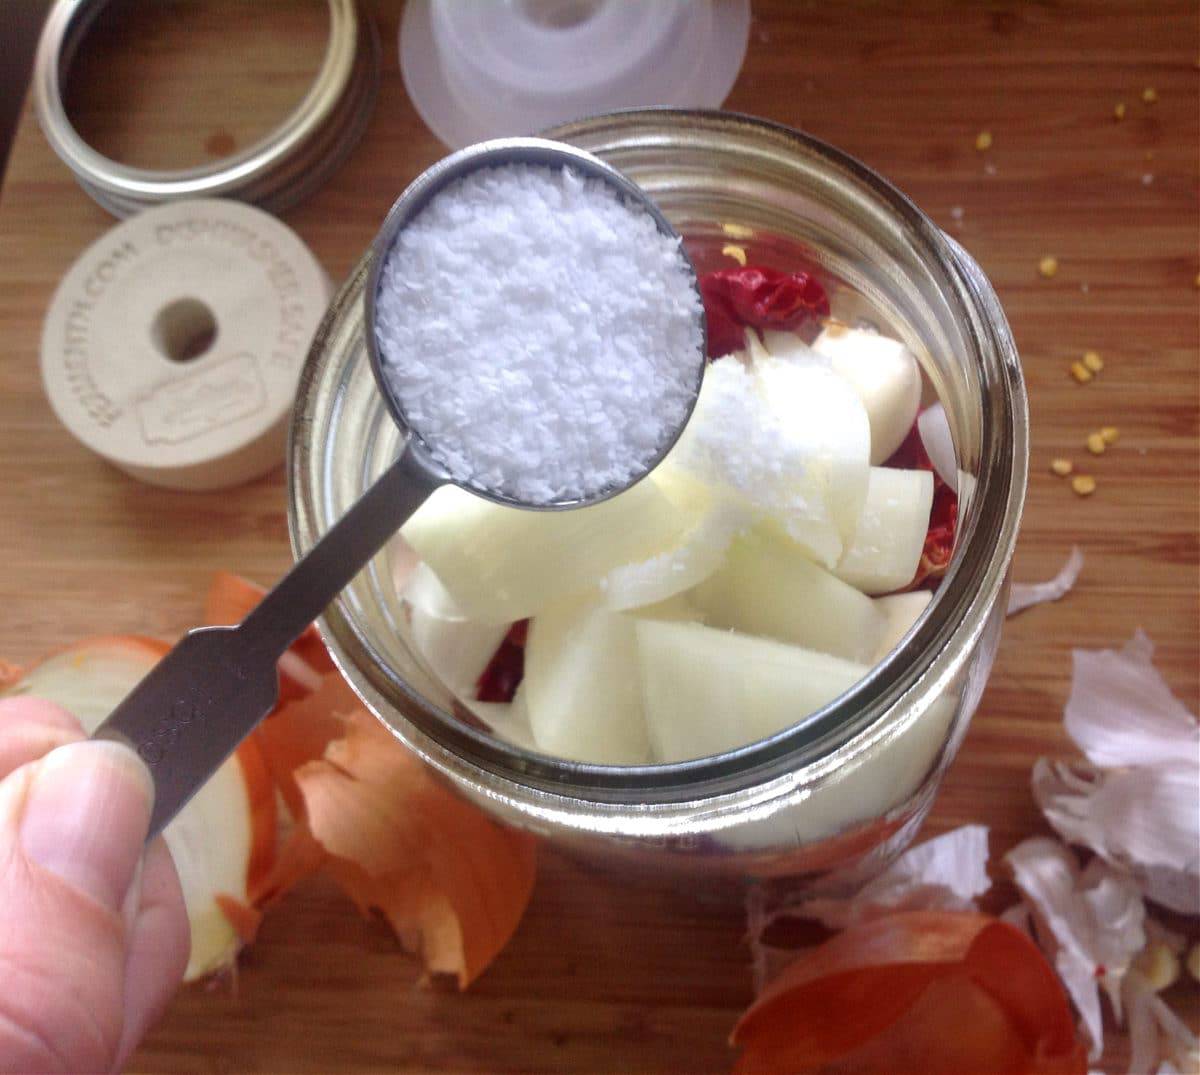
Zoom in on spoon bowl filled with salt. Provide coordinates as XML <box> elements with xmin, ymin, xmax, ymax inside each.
<box><xmin>366</xmin><ymin>137</ymin><xmax>706</xmax><ymax>509</ymax></box>
<box><xmin>90</xmin><ymin>137</ymin><xmax>707</xmax><ymax>838</ymax></box>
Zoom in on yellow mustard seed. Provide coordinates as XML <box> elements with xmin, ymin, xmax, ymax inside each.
<box><xmin>1100</xmin><ymin>426</ymin><xmax>1120</xmax><ymax>445</ymax></box>
<box><xmin>1070</xmin><ymin>361</ymin><xmax>1093</xmax><ymax>384</ymax></box>
<box><xmin>1142</xmin><ymin>87</ymin><xmax>1158</xmax><ymax>104</ymax></box>
<box><xmin>1087</xmin><ymin>432</ymin><xmax>1107</xmax><ymax>455</ymax></box>
<box><xmin>975</xmin><ymin>130</ymin><xmax>993</xmax><ymax>151</ymax></box>
<box><xmin>1038</xmin><ymin>255</ymin><xmax>1058</xmax><ymax>278</ymax></box>
<box><xmin>1050</xmin><ymin>458</ymin><xmax>1073</xmax><ymax>477</ymax></box>
<box><xmin>721</xmin><ymin>243</ymin><xmax>747</xmax><ymax>266</ymax></box>
<box><xmin>1114</xmin><ymin>102</ymin><xmax>1126</xmax><ymax>120</ymax></box>
<box><xmin>1072</xmin><ymin>474</ymin><xmax>1097</xmax><ymax>497</ymax></box>
<box><xmin>1133</xmin><ymin>943</ymin><xmax>1180</xmax><ymax>993</ymax></box>
<box><xmin>1083</xmin><ymin>350</ymin><xmax>1104</xmax><ymax>373</ymax></box>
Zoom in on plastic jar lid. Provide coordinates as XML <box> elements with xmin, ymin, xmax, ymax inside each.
<box><xmin>399</xmin><ymin>0</ymin><xmax>751</xmax><ymax>149</ymax></box>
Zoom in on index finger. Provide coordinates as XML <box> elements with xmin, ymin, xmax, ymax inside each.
<box><xmin>0</xmin><ymin>697</ymin><xmax>84</xmax><ymax>779</ymax></box>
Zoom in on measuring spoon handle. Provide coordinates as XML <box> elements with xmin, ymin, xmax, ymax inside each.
<box><xmin>93</xmin><ymin>443</ymin><xmax>445</xmax><ymax>838</ymax></box>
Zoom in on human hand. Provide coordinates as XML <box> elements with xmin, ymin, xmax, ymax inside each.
<box><xmin>0</xmin><ymin>697</ymin><xmax>189</xmax><ymax>1074</ymax></box>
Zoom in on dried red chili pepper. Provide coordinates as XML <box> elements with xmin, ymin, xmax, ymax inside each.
<box><xmin>918</xmin><ymin>488</ymin><xmax>957</xmax><ymax>589</ymax></box>
<box><xmin>699</xmin><ymin>266</ymin><xmax>831</xmax><ymax>358</ymax></box>
<box><xmin>883</xmin><ymin>420</ymin><xmax>958</xmax><ymax>591</ymax></box>
<box><xmin>476</xmin><ymin>619</ymin><xmax>529</xmax><ymax>703</ymax></box>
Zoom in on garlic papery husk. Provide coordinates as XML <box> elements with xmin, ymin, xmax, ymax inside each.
<box><xmin>1062</xmin><ymin>631</ymin><xmax>1199</xmax><ymax>770</ymax></box>
<box><xmin>1006</xmin><ymin>838</ymin><xmax>1147</xmax><ymax>1061</ymax></box>
<box><xmin>1033</xmin><ymin>759</ymin><xmax>1200</xmax><ymax>915</ymax></box>
<box><xmin>1007</xmin><ymin>546</ymin><xmax>1084</xmax><ymax>616</ymax></box>
<box><xmin>745</xmin><ymin>826</ymin><xmax>992</xmax><ymax>995</ymax></box>
<box><xmin>1125</xmin><ymin>969</ymin><xmax>1200</xmax><ymax>1075</ymax></box>
<box><xmin>784</xmin><ymin>825</ymin><xmax>992</xmax><ymax>930</ymax></box>
<box><xmin>1031</xmin><ymin>629</ymin><xmax>1200</xmax><ymax>914</ymax></box>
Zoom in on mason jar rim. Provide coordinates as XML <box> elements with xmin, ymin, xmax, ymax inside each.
<box><xmin>288</xmin><ymin>107</ymin><xmax>1028</xmax><ymax>814</ymax></box>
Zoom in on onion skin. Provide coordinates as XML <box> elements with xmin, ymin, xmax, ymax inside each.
<box><xmin>732</xmin><ymin>912</ymin><xmax>1087</xmax><ymax>1075</ymax></box>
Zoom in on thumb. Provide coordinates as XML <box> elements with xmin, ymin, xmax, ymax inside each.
<box><xmin>18</xmin><ymin>739</ymin><xmax>153</xmax><ymax>913</ymax></box>
<box><xmin>0</xmin><ymin>740</ymin><xmax>155</xmax><ymax>1073</ymax></box>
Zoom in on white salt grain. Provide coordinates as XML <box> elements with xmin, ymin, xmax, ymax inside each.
<box><xmin>373</xmin><ymin>164</ymin><xmax>702</xmax><ymax>504</ymax></box>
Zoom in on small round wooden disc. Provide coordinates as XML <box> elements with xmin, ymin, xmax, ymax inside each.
<box><xmin>41</xmin><ymin>199</ymin><xmax>331</xmax><ymax>490</ymax></box>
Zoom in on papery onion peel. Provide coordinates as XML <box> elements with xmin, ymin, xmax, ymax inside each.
<box><xmin>206</xmin><ymin>573</ymin><xmax>540</xmax><ymax>986</ymax></box>
<box><xmin>255</xmin><ymin>672</ymin><xmax>538</xmax><ymax>987</ymax></box>
<box><xmin>731</xmin><ymin>911</ymin><xmax>1087</xmax><ymax>1074</ymax></box>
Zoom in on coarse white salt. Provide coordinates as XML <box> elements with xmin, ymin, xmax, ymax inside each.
<box><xmin>668</xmin><ymin>355</ymin><xmax>870</xmax><ymax>568</ymax></box>
<box><xmin>373</xmin><ymin>163</ymin><xmax>703</xmax><ymax>504</ymax></box>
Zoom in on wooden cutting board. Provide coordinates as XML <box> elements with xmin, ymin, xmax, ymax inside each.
<box><xmin>0</xmin><ymin>1</ymin><xmax>1195</xmax><ymax>1070</ymax></box>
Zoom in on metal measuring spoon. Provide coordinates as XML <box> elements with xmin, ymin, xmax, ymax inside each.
<box><xmin>93</xmin><ymin>138</ymin><xmax>707</xmax><ymax>838</ymax></box>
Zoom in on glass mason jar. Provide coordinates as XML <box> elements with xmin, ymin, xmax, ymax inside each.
<box><xmin>289</xmin><ymin>110</ymin><xmax>1027</xmax><ymax>890</ymax></box>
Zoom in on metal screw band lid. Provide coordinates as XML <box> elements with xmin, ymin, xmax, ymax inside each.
<box><xmin>33</xmin><ymin>0</ymin><xmax>379</xmax><ymax>218</ymax></box>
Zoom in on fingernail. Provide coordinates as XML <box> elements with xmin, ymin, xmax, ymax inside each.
<box><xmin>20</xmin><ymin>740</ymin><xmax>154</xmax><ymax>913</ymax></box>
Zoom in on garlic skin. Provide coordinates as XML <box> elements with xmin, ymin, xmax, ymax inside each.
<box><xmin>1034</xmin><ymin>759</ymin><xmax>1200</xmax><ymax>915</ymax></box>
<box><xmin>746</xmin><ymin>825</ymin><xmax>992</xmax><ymax>995</ymax></box>
<box><xmin>788</xmin><ymin>824</ymin><xmax>992</xmax><ymax>929</ymax></box>
<box><xmin>1006</xmin><ymin>838</ymin><xmax>1146</xmax><ymax>1062</ymax></box>
<box><xmin>1008</xmin><ymin>629</ymin><xmax>1200</xmax><ymax>1073</ymax></box>
<box><xmin>750</xmin><ymin>825</ymin><xmax>991</xmax><ymax>939</ymax></box>
<box><xmin>1007</xmin><ymin>545</ymin><xmax>1084</xmax><ymax>616</ymax></box>
<box><xmin>1185</xmin><ymin>943</ymin><xmax>1200</xmax><ymax>984</ymax></box>
<box><xmin>1032</xmin><ymin>631</ymin><xmax>1200</xmax><ymax>915</ymax></box>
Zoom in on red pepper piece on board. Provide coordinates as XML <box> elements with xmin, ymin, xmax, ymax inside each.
<box><xmin>883</xmin><ymin>420</ymin><xmax>959</xmax><ymax>591</ymax></box>
<box><xmin>476</xmin><ymin>619</ymin><xmax>530</xmax><ymax>703</ymax></box>
<box><xmin>699</xmin><ymin>266</ymin><xmax>831</xmax><ymax>358</ymax></box>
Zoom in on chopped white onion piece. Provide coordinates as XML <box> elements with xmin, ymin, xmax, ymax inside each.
<box><xmin>467</xmin><ymin>688</ymin><xmax>538</xmax><ymax>753</ymax></box>
<box><xmin>871</xmin><ymin>590</ymin><xmax>933</xmax><ymax>663</ymax></box>
<box><xmin>760</xmin><ymin>328</ymin><xmax>824</xmax><ymax>364</ymax></box>
<box><xmin>402</xmin><ymin>476</ymin><xmax>692</xmax><ymax>623</ymax></box>
<box><xmin>601</xmin><ymin>470</ymin><xmax>746</xmax><ymax>612</ymax></box>
<box><xmin>693</xmin><ymin>531</ymin><xmax>887</xmax><ymax>664</ymax></box>
<box><xmin>812</xmin><ymin>323</ymin><xmax>923</xmax><ymax>464</ymax></box>
<box><xmin>636</xmin><ymin>619</ymin><xmax>867</xmax><ymax>763</ymax></box>
<box><xmin>524</xmin><ymin>595</ymin><xmax>659</xmax><ymax>765</ymax></box>
<box><xmin>917</xmin><ymin>401</ymin><xmax>958</xmax><ymax>492</ymax></box>
<box><xmin>404</xmin><ymin>586</ymin><xmax>510</xmax><ymax>703</ymax></box>
<box><xmin>833</xmin><ymin>467</ymin><xmax>934</xmax><ymax>595</ymax></box>
<box><xmin>671</xmin><ymin>355</ymin><xmax>870</xmax><ymax>569</ymax></box>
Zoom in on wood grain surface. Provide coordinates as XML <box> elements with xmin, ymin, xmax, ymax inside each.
<box><xmin>1</xmin><ymin>1</ymin><xmax>1197</xmax><ymax>1071</ymax></box>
